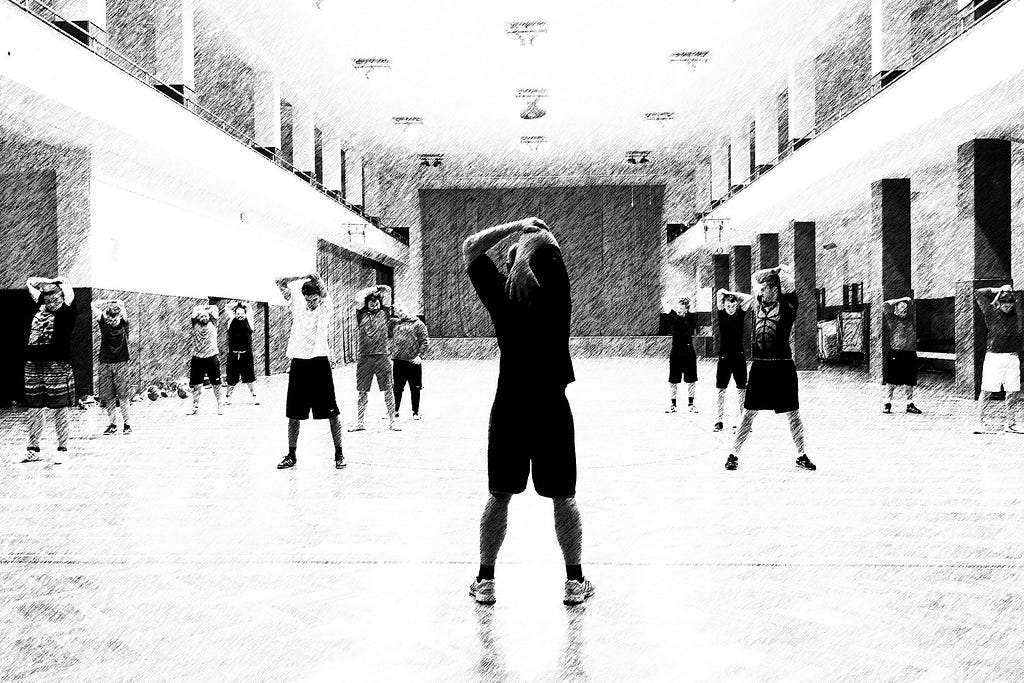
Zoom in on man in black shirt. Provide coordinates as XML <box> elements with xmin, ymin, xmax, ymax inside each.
<box><xmin>724</xmin><ymin>266</ymin><xmax>816</xmax><ymax>472</ymax></box>
<box><xmin>663</xmin><ymin>296</ymin><xmax>698</xmax><ymax>412</ymax></box>
<box><xmin>713</xmin><ymin>288</ymin><xmax>753</xmax><ymax>432</ymax></box>
<box><xmin>224</xmin><ymin>301</ymin><xmax>259</xmax><ymax>405</ymax></box>
<box><xmin>92</xmin><ymin>297</ymin><xmax>132</xmax><ymax>435</ymax></box>
<box><xmin>973</xmin><ymin>285</ymin><xmax>1022</xmax><ymax>433</ymax></box>
<box><xmin>23</xmin><ymin>277</ymin><xmax>78</xmax><ymax>464</ymax></box>
<box><xmin>464</xmin><ymin>216</ymin><xmax>594</xmax><ymax>607</ymax></box>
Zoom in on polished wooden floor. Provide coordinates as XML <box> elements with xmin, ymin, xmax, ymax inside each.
<box><xmin>1</xmin><ymin>359</ymin><xmax>1022</xmax><ymax>681</ymax></box>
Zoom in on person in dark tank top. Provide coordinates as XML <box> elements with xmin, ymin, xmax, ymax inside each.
<box><xmin>92</xmin><ymin>297</ymin><xmax>133</xmax><ymax>435</ymax></box>
<box><xmin>225</xmin><ymin>301</ymin><xmax>259</xmax><ymax>406</ymax></box>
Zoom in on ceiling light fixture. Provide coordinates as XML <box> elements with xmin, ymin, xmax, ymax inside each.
<box><xmin>516</xmin><ymin>89</ymin><xmax>548</xmax><ymax>120</ymax></box>
<box><xmin>393</xmin><ymin>116</ymin><xmax>424</xmax><ymax>137</ymax></box>
<box><xmin>670</xmin><ymin>51</ymin><xmax>710</xmax><ymax>70</ymax></box>
<box><xmin>352</xmin><ymin>58</ymin><xmax>391</xmax><ymax>79</ymax></box>
<box><xmin>419</xmin><ymin>154</ymin><xmax>443</xmax><ymax>168</ymax></box>
<box><xmin>507</xmin><ymin>21</ymin><xmax>548</xmax><ymax>46</ymax></box>
<box><xmin>626</xmin><ymin>150</ymin><xmax>651</xmax><ymax>164</ymax></box>
<box><xmin>520</xmin><ymin>135</ymin><xmax>548</xmax><ymax>153</ymax></box>
<box><xmin>644</xmin><ymin>112</ymin><xmax>675</xmax><ymax>130</ymax></box>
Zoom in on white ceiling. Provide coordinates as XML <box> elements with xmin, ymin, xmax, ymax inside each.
<box><xmin>205</xmin><ymin>0</ymin><xmax>855</xmax><ymax>174</ymax></box>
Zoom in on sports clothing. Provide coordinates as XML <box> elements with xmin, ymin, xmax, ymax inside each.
<box><xmin>98</xmin><ymin>316</ymin><xmax>130</xmax><ymax>363</ymax></box>
<box><xmin>884</xmin><ymin>303</ymin><xmax>916</xmax><ymax>352</ymax></box>
<box><xmin>669</xmin><ymin>349</ymin><xmax>698</xmax><ymax>384</ymax></box>
<box><xmin>356</xmin><ymin>354</ymin><xmax>394</xmax><ymax>392</ymax></box>
<box><xmin>391</xmin><ymin>317</ymin><xmax>429</xmax><ymax>361</ymax></box>
<box><xmin>752</xmin><ymin>293</ymin><xmax>798</xmax><ymax>360</ymax></box>
<box><xmin>980</xmin><ymin>304</ymin><xmax>1020</xmax><ymax>354</ymax></box>
<box><xmin>189</xmin><ymin>355</ymin><xmax>221</xmax><ymax>386</ymax></box>
<box><xmin>227</xmin><ymin>317</ymin><xmax>253</xmax><ymax>352</ymax></box>
<box><xmin>717</xmin><ymin>308</ymin><xmax>746</xmax><ymax>356</ymax></box>
<box><xmin>26</xmin><ymin>299</ymin><xmax>77</xmax><ymax>363</ymax></box>
<box><xmin>190</xmin><ymin>320</ymin><xmax>218</xmax><ymax>358</ymax></box>
<box><xmin>883</xmin><ymin>350</ymin><xmax>918</xmax><ymax>387</ymax></box>
<box><xmin>96</xmin><ymin>361</ymin><xmax>131</xmax><ymax>403</ymax></box>
<box><xmin>226</xmin><ymin>350</ymin><xmax>256</xmax><ymax>385</ymax></box>
<box><xmin>469</xmin><ymin>246</ymin><xmax>576</xmax><ymax>499</ymax></box>
<box><xmin>24</xmin><ymin>360</ymin><xmax>75</xmax><ymax>409</ymax></box>
<box><xmin>981</xmin><ymin>352</ymin><xmax>1021</xmax><ymax>393</ymax></box>
<box><xmin>285</xmin><ymin>356</ymin><xmax>340</xmax><ymax>420</ymax></box>
<box><xmin>393</xmin><ymin>358</ymin><xmax>422</xmax><ymax>414</ymax></box>
<box><xmin>744</xmin><ymin>359</ymin><xmax>799</xmax><ymax>413</ymax></box>
<box><xmin>357</xmin><ymin>308</ymin><xmax>392</xmax><ymax>356</ymax></box>
<box><xmin>286</xmin><ymin>281</ymin><xmax>331</xmax><ymax>359</ymax></box>
<box><xmin>716</xmin><ymin>354</ymin><xmax>748</xmax><ymax>389</ymax></box>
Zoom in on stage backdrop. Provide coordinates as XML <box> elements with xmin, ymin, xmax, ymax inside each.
<box><xmin>420</xmin><ymin>185</ymin><xmax>665</xmax><ymax>337</ymax></box>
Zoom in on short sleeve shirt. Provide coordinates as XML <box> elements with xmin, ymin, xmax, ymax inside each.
<box><xmin>357</xmin><ymin>309</ymin><xmax>391</xmax><ymax>356</ymax></box>
<box><xmin>228</xmin><ymin>317</ymin><xmax>253</xmax><ymax>352</ymax></box>
<box><xmin>884</xmin><ymin>304</ymin><xmax>916</xmax><ymax>352</ymax></box>
<box><xmin>191</xmin><ymin>320</ymin><xmax>219</xmax><ymax>358</ymax></box>
<box><xmin>26</xmin><ymin>299</ymin><xmax>78</xmax><ymax>363</ymax></box>
<box><xmin>982</xmin><ymin>305</ymin><xmax>1020</xmax><ymax>354</ymax></box>
<box><xmin>98</xmin><ymin>317</ymin><xmax>130</xmax><ymax>363</ymax></box>
<box><xmin>717</xmin><ymin>308</ymin><xmax>746</xmax><ymax>357</ymax></box>
<box><xmin>667</xmin><ymin>312</ymin><xmax>698</xmax><ymax>355</ymax></box>
<box><xmin>286</xmin><ymin>281</ymin><xmax>331</xmax><ymax>359</ymax></box>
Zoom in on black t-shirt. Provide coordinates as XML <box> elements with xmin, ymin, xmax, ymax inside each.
<box><xmin>98</xmin><ymin>317</ymin><xmax>130</xmax><ymax>363</ymax></box>
<box><xmin>25</xmin><ymin>298</ymin><xmax>78</xmax><ymax>363</ymax></box>
<box><xmin>752</xmin><ymin>293</ymin><xmax>798</xmax><ymax>360</ymax></box>
<box><xmin>717</xmin><ymin>308</ymin><xmax>746</xmax><ymax>357</ymax></box>
<box><xmin>467</xmin><ymin>245</ymin><xmax>574</xmax><ymax>390</ymax></box>
<box><xmin>667</xmin><ymin>311</ymin><xmax>697</xmax><ymax>355</ymax></box>
<box><xmin>228</xmin><ymin>317</ymin><xmax>253</xmax><ymax>352</ymax></box>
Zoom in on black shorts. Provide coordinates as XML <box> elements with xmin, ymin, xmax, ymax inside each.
<box><xmin>393</xmin><ymin>358</ymin><xmax>423</xmax><ymax>390</ymax></box>
<box><xmin>716</xmin><ymin>354</ymin><xmax>748</xmax><ymax>389</ymax></box>
<box><xmin>286</xmin><ymin>357</ymin><xmax>340</xmax><ymax>420</ymax></box>
<box><xmin>669</xmin><ymin>348</ymin><xmax>698</xmax><ymax>384</ymax></box>
<box><xmin>744</xmin><ymin>359</ymin><xmax>799</xmax><ymax>413</ymax></box>
<box><xmin>487</xmin><ymin>386</ymin><xmax>576</xmax><ymax>498</ymax></box>
<box><xmin>883</xmin><ymin>350</ymin><xmax>918</xmax><ymax>387</ymax></box>
<box><xmin>190</xmin><ymin>355</ymin><xmax>221</xmax><ymax>386</ymax></box>
<box><xmin>226</xmin><ymin>350</ymin><xmax>256</xmax><ymax>385</ymax></box>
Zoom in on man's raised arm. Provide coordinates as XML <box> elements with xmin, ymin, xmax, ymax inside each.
<box><xmin>462</xmin><ymin>217</ymin><xmax>546</xmax><ymax>266</ymax></box>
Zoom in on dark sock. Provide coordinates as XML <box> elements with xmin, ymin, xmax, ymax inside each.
<box><xmin>27</xmin><ymin>446</ymin><xmax>40</xmax><ymax>452</ymax></box>
<box><xmin>287</xmin><ymin>448</ymin><xmax>296</xmax><ymax>458</ymax></box>
<box><xmin>670</xmin><ymin>399</ymin><xmax>677</xmax><ymax>407</ymax></box>
<box><xmin>566</xmin><ymin>565</ymin><xmax>584</xmax><ymax>582</ymax></box>
<box><xmin>477</xmin><ymin>564</ymin><xmax>495</xmax><ymax>581</ymax></box>
<box><xmin>688</xmin><ymin>397</ymin><xmax>694</xmax><ymax>405</ymax></box>
<box><xmin>334</xmin><ymin>448</ymin><xmax>344</xmax><ymax>459</ymax></box>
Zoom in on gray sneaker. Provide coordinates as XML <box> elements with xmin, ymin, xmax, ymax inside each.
<box><xmin>470</xmin><ymin>578</ymin><xmax>496</xmax><ymax>605</ymax></box>
<box><xmin>563</xmin><ymin>578</ymin><xmax>595</xmax><ymax>605</ymax></box>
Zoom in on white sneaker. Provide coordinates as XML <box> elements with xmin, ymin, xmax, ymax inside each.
<box><xmin>347</xmin><ymin>422</ymin><xmax>365</xmax><ymax>432</ymax></box>
<box><xmin>224</xmin><ymin>397</ymin><xmax>232</xmax><ymax>405</ymax></box>
<box><xmin>413</xmin><ymin>413</ymin><xmax>422</xmax><ymax>421</ymax></box>
<box><xmin>470</xmin><ymin>578</ymin><xmax>496</xmax><ymax>604</ymax></box>
<box><xmin>972</xmin><ymin>423</ymin><xmax>992</xmax><ymax>434</ymax></box>
<box><xmin>563</xmin><ymin>578</ymin><xmax>596</xmax><ymax>605</ymax></box>
<box><xmin>53</xmin><ymin>448</ymin><xmax>67</xmax><ymax>465</ymax></box>
<box><xmin>688</xmin><ymin>404</ymin><xmax>699</xmax><ymax>413</ymax></box>
<box><xmin>21</xmin><ymin>450</ymin><xmax>42</xmax><ymax>463</ymax></box>
<box><xmin>665</xmin><ymin>405</ymin><xmax>677</xmax><ymax>413</ymax></box>
<box><xmin>390</xmin><ymin>422</ymin><xmax>402</xmax><ymax>432</ymax></box>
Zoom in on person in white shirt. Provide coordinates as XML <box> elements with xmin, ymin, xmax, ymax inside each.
<box><xmin>274</xmin><ymin>273</ymin><xmax>345</xmax><ymax>469</ymax></box>
<box><xmin>188</xmin><ymin>304</ymin><xmax>223</xmax><ymax>415</ymax></box>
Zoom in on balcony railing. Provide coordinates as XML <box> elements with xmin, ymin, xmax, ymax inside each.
<box><xmin>677</xmin><ymin>0</ymin><xmax>1016</xmax><ymax>242</ymax></box>
<box><xmin>6</xmin><ymin>0</ymin><xmax>409</xmax><ymax>247</ymax></box>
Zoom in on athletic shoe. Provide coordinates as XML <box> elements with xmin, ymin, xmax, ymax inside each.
<box><xmin>253</xmin><ymin>398</ymin><xmax>260</xmax><ymax>405</ymax></box>
<box><xmin>906</xmin><ymin>404</ymin><xmax>922</xmax><ymax>414</ymax></box>
<box><xmin>21</xmin><ymin>448</ymin><xmax>42</xmax><ymax>464</ymax></box>
<box><xmin>188</xmin><ymin>407</ymin><xmax>199</xmax><ymax>416</ymax></box>
<box><xmin>688</xmin><ymin>404</ymin><xmax>698</xmax><ymax>413</ymax></box>
<box><xmin>103</xmin><ymin>424</ymin><xmax>117</xmax><ymax>435</ymax></box>
<box><xmin>795</xmin><ymin>454</ymin><xmax>816</xmax><ymax>470</ymax></box>
<box><xmin>277</xmin><ymin>455</ymin><xmax>296</xmax><ymax>469</ymax></box>
<box><xmin>224</xmin><ymin>397</ymin><xmax>232</xmax><ymax>405</ymax></box>
<box><xmin>413</xmin><ymin>413</ymin><xmax>421</xmax><ymax>421</ymax></box>
<box><xmin>470</xmin><ymin>578</ymin><xmax>496</xmax><ymax>605</ymax></box>
<box><xmin>725</xmin><ymin>454</ymin><xmax>738</xmax><ymax>470</ymax></box>
<box><xmin>123</xmin><ymin>424</ymin><xmax>132</xmax><ymax>435</ymax></box>
<box><xmin>1004</xmin><ymin>424</ymin><xmax>1024</xmax><ymax>434</ymax></box>
<box><xmin>665</xmin><ymin>405</ymin><xmax>677</xmax><ymax>413</ymax></box>
<box><xmin>563</xmin><ymin>578</ymin><xmax>595</xmax><ymax>606</ymax></box>
<box><xmin>347</xmin><ymin>423</ymin><xmax>365</xmax><ymax>432</ymax></box>
<box><xmin>53</xmin><ymin>446</ymin><xmax>68</xmax><ymax>465</ymax></box>
<box><xmin>883</xmin><ymin>403</ymin><xmax>891</xmax><ymax>414</ymax></box>
<box><xmin>390</xmin><ymin>422</ymin><xmax>402</xmax><ymax>431</ymax></box>
<box><xmin>335</xmin><ymin>455</ymin><xmax>347</xmax><ymax>469</ymax></box>
<box><xmin>972</xmin><ymin>424</ymin><xmax>992</xmax><ymax>434</ymax></box>
<box><xmin>713</xmin><ymin>422</ymin><xmax>724</xmax><ymax>432</ymax></box>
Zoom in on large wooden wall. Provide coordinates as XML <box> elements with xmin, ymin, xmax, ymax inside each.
<box><xmin>317</xmin><ymin>239</ymin><xmax>378</xmax><ymax>364</ymax></box>
<box><xmin>420</xmin><ymin>185</ymin><xmax>665</xmax><ymax>337</ymax></box>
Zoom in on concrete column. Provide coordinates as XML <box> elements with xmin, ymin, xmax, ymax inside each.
<box><xmin>731</xmin><ymin>245</ymin><xmax>753</xmax><ymax>356</ymax></box>
<box><xmin>253</xmin><ymin>71</ymin><xmax>281</xmax><ymax>155</ymax></box>
<box><xmin>787</xmin><ymin>56</ymin><xmax>816</xmax><ymax>145</ymax></box>
<box><xmin>713</xmin><ymin>253</ymin><xmax>731</xmax><ymax>355</ymax></box>
<box><xmin>871</xmin><ymin>0</ymin><xmax>907</xmax><ymax>88</ymax></box>
<box><xmin>345</xmin><ymin>152</ymin><xmax>364</xmax><ymax>207</ymax></box>
<box><xmin>321</xmin><ymin>128</ymin><xmax>343</xmax><ymax>195</ymax></box>
<box><xmin>955</xmin><ymin>139</ymin><xmax>1012</xmax><ymax>397</ymax></box>
<box><xmin>868</xmin><ymin>178</ymin><xmax>913</xmax><ymax>382</ymax></box>
<box><xmin>730</xmin><ymin>119</ymin><xmax>751</xmax><ymax>189</ymax></box>
<box><xmin>695</xmin><ymin>155</ymin><xmax>713</xmax><ymax>211</ymax></box>
<box><xmin>51</xmin><ymin>0</ymin><xmax>107</xmax><ymax>45</ymax></box>
<box><xmin>785</xmin><ymin>221</ymin><xmax>817</xmax><ymax>370</ymax></box>
<box><xmin>154</xmin><ymin>0</ymin><xmax>196</xmax><ymax>102</ymax></box>
<box><xmin>755</xmin><ymin>232</ymin><xmax>779</xmax><ymax>270</ymax></box>
<box><xmin>291</xmin><ymin>104</ymin><xmax>315</xmax><ymax>176</ymax></box>
<box><xmin>710</xmin><ymin>136</ymin><xmax>730</xmax><ymax>203</ymax></box>
<box><xmin>754</xmin><ymin>93</ymin><xmax>780</xmax><ymax>171</ymax></box>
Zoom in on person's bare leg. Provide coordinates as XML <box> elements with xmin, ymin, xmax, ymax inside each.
<box><xmin>384</xmin><ymin>388</ymin><xmax>399</xmax><ymax>429</ymax></box>
<box><xmin>735</xmin><ymin>388</ymin><xmax>746</xmax><ymax>425</ymax></box>
<box><xmin>119</xmin><ymin>400</ymin><xmax>130</xmax><ymax>427</ymax></box>
<box><xmin>288</xmin><ymin>418</ymin><xmax>300</xmax><ymax>450</ymax></box>
<box><xmin>667</xmin><ymin>382</ymin><xmax>678</xmax><ymax>411</ymax></box>
<box><xmin>106</xmin><ymin>403</ymin><xmax>117</xmax><ymax>427</ymax></box>
<box><xmin>328</xmin><ymin>416</ymin><xmax>344</xmax><ymax>453</ymax></box>
<box><xmin>350</xmin><ymin>392</ymin><xmax>369</xmax><ymax>430</ymax></box>
<box><xmin>786</xmin><ymin>410</ymin><xmax>807</xmax><ymax>454</ymax></box>
<box><xmin>212</xmin><ymin>385</ymin><xmax>223</xmax><ymax>414</ymax></box>
<box><xmin>27</xmin><ymin>408</ymin><xmax>43</xmax><ymax>448</ymax></box>
<box><xmin>976</xmin><ymin>390</ymin><xmax>992</xmax><ymax>431</ymax></box>
<box><xmin>733</xmin><ymin>409</ymin><xmax>757</xmax><ymax>455</ymax></box>
<box><xmin>479</xmin><ymin>492</ymin><xmax>512</xmax><ymax>570</ymax></box>
<box><xmin>190</xmin><ymin>385</ymin><xmax>202</xmax><ymax>414</ymax></box>
<box><xmin>716</xmin><ymin>388</ymin><xmax>726</xmax><ymax>425</ymax></box>
<box><xmin>553</xmin><ymin>496</ymin><xmax>583</xmax><ymax>566</ymax></box>
<box><xmin>1005</xmin><ymin>391</ymin><xmax>1020</xmax><ymax>429</ymax></box>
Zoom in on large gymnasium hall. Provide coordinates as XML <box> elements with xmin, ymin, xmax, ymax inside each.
<box><xmin>2</xmin><ymin>0</ymin><xmax>1024</xmax><ymax>680</ymax></box>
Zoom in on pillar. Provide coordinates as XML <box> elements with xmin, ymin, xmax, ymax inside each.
<box><xmin>51</xmin><ymin>0</ymin><xmax>107</xmax><ymax>45</ymax></box>
<box><xmin>713</xmin><ymin>253</ymin><xmax>731</xmax><ymax>355</ymax></box>
<box><xmin>154</xmin><ymin>0</ymin><xmax>196</xmax><ymax>103</ymax></box>
<box><xmin>868</xmin><ymin>178</ymin><xmax>912</xmax><ymax>382</ymax></box>
<box><xmin>710</xmin><ymin>136</ymin><xmax>730</xmax><ymax>204</ymax></box>
<box><xmin>321</xmin><ymin>128</ymin><xmax>343</xmax><ymax>197</ymax></box>
<box><xmin>785</xmin><ymin>221</ymin><xmax>817</xmax><ymax>370</ymax></box>
<box><xmin>253</xmin><ymin>71</ymin><xmax>281</xmax><ymax>157</ymax></box>
<box><xmin>732</xmin><ymin>244</ymin><xmax>753</xmax><ymax>356</ymax></box>
<box><xmin>345</xmin><ymin>152</ymin><xmax>364</xmax><ymax>208</ymax></box>
<box><xmin>755</xmin><ymin>232</ymin><xmax>779</xmax><ymax>271</ymax></box>
<box><xmin>955</xmin><ymin>139</ymin><xmax>1012</xmax><ymax>397</ymax></box>
<box><xmin>695</xmin><ymin>155</ymin><xmax>713</xmax><ymax>211</ymax></box>
<box><xmin>787</xmin><ymin>56</ymin><xmax>816</xmax><ymax>147</ymax></box>
<box><xmin>754</xmin><ymin>93</ymin><xmax>780</xmax><ymax>172</ymax></box>
<box><xmin>730</xmin><ymin>119</ymin><xmax>751</xmax><ymax>190</ymax></box>
<box><xmin>291</xmin><ymin>104</ymin><xmax>315</xmax><ymax>178</ymax></box>
<box><xmin>871</xmin><ymin>0</ymin><xmax>906</xmax><ymax>88</ymax></box>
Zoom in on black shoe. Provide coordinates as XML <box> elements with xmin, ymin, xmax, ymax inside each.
<box><xmin>123</xmin><ymin>424</ymin><xmax>132</xmax><ymax>435</ymax></box>
<box><xmin>883</xmin><ymin>403</ymin><xmax>891</xmax><ymax>414</ymax></box>
<box><xmin>277</xmin><ymin>455</ymin><xmax>296</xmax><ymax>469</ymax></box>
<box><xmin>713</xmin><ymin>422</ymin><xmax>724</xmax><ymax>432</ymax></box>
<box><xmin>795</xmin><ymin>454</ymin><xmax>816</xmax><ymax>470</ymax></box>
<box><xmin>335</xmin><ymin>454</ymin><xmax>346</xmax><ymax>469</ymax></box>
<box><xmin>725</xmin><ymin>454</ymin><xmax>738</xmax><ymax>470</ymax></box>
<box><xmin>906</xmin><ymin>404</ymin><xmax>922</xmax><ymax>414</ymax></box>
<box><xmin>103</xmin><ymin>424</ymin><xmax>117</xmax><ymax>435</ymax></box>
